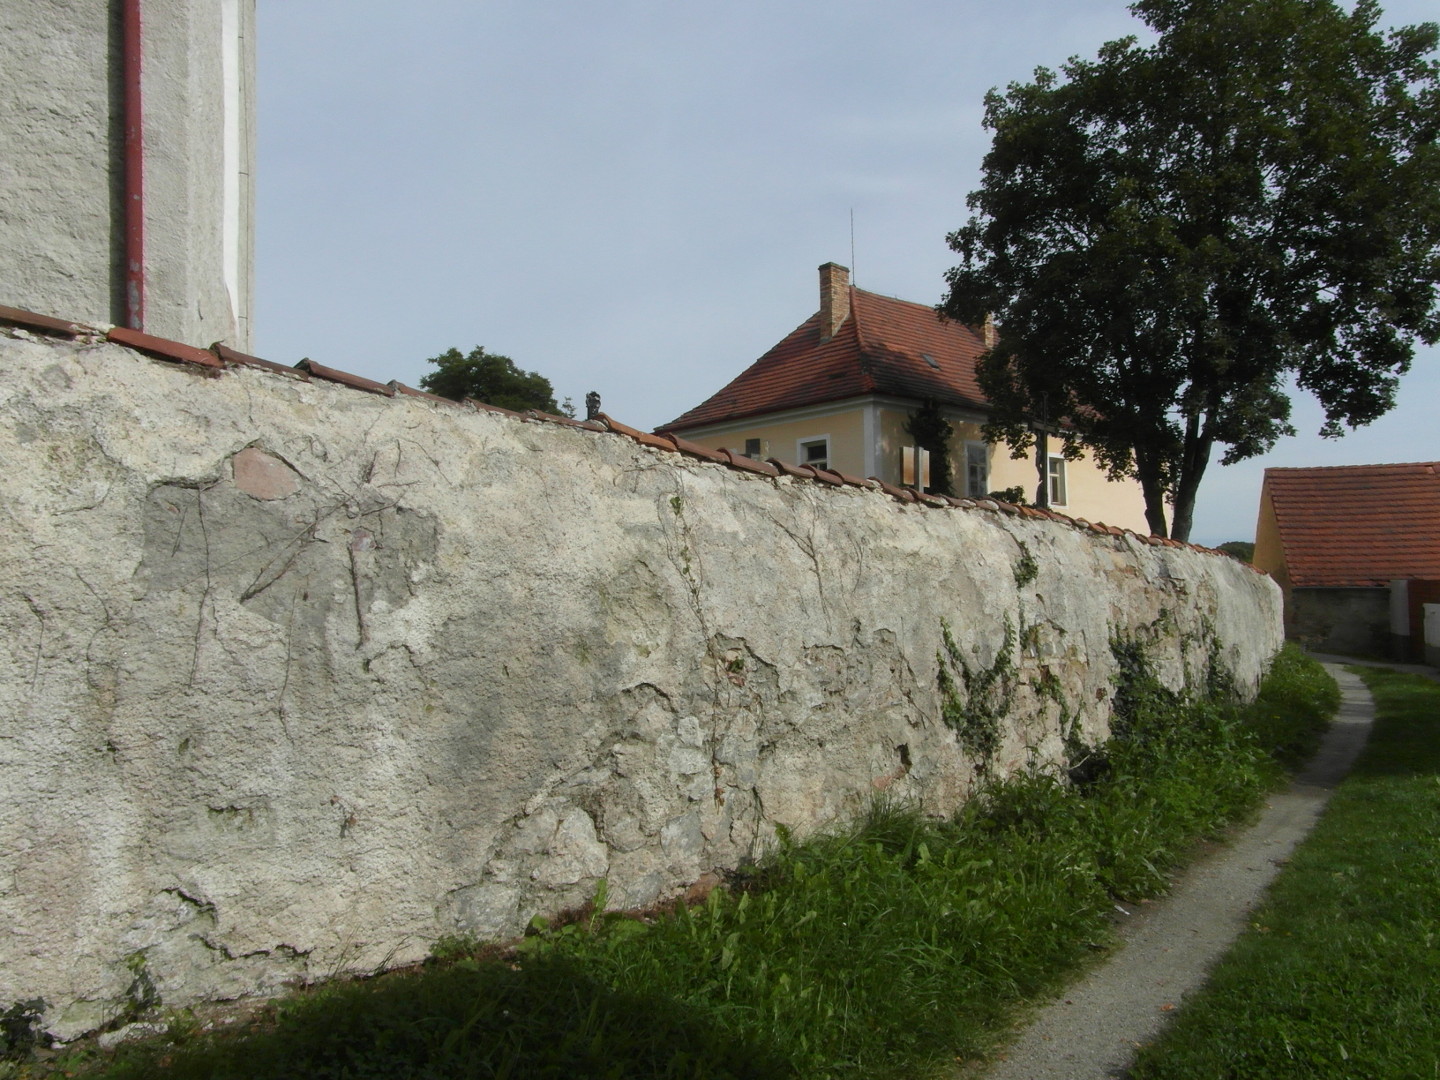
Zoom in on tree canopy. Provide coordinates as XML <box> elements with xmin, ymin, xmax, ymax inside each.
<box><xmin>1218</xmin><ymin>540</ymin><xmax>1256</xmax><ymax>562</ymax></box>
<box><xmin>942</xmin><ymin>0</ymin><xmax>1440</xmax><ymax>540</ymax></box>
<box><xmin>419</xmin><ymin>346</ymin><xmax>562</xmax><ymax>414</ymax></box>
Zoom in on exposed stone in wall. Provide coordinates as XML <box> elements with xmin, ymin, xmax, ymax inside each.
<box><xmin>0</xmin><ymin>330</ymin><xmax>1283</xmax><ymax>1038</ymax></box>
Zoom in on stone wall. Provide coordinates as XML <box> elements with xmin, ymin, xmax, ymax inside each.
<box><xmin>0</xmin><ymin>328</ymin><xmax>1283</xmax><ymax>1037</ymax></box>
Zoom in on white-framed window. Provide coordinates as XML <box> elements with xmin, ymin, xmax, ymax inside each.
<box><xmin>798</xmin><ymin>435</ymin><xmax>830</xmax><ymax>471</ymax></box>
<box><xmin>1048</xmin><ymin>455</ymin><xmax>1068</xmax><ymax>507</ymax></box>
<box><xmin>965</xmin><ymin>442</ymin><xmax>988</xmax><ymax>498</ymax></box>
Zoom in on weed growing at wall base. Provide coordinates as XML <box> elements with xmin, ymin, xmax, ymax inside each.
<box><xmin>44</xmin><ymin>646</ymin><xmax>1334</xmax><ymax>1080</ymax></box>
<box><xmin>0</xmin><ymin>1000</ymin><xmax>47</xmax><ymax>1063</ymax></box>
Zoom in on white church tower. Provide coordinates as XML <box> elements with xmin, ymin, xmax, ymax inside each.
<box><xmin>1</xmin><ymin>1</ymin><xmax>256</xmax><ymax>351</ymax></box>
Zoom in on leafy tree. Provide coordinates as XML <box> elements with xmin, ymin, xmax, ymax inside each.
<box><xmin>942</xmin><ymin>0</ymin><xmax>1440</xmax><ymax>540</ymax></box>
<box><xmin>419</xmin><ymin>346</ymin><xmax>561</xmax><ymax>414</ymax></box>
<box><xmin>1218</xmin><ymin>540</ymin><xmax>1255</xmax><ymax>562</ymax></box>
<box><xmin>903</xmin><ymin>397</ymin><xmax>956</xmax><ymax>496</ymax></box>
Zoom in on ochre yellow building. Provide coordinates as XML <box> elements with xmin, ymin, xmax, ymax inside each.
<box><xmin>659</xmin><ymin>263</ymin><xmax>1148</xmax><ymax>533</ymax></box>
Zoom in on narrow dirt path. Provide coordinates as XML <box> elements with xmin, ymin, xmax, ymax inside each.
<box><xmin>977</xmin><ymin>664</ymin><xmax>1375</xmax><ymax>1080</ymax></box>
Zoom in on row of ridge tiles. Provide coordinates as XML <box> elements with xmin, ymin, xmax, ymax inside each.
<box><xmin>0</xmin><ymin>303</ymin><xmax>1239</xmax><ymax>562</ymax></box>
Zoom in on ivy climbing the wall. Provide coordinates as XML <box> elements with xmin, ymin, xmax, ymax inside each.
<box><xmin>937</xmin><ymin>618</ymin><xmax>1018</xmax><ymax>768</ymax></box>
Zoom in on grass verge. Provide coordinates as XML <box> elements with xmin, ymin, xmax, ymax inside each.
<box><xmin>1128</xmin><ymin>665</ymin><xmax>1440</xmax><ymax>1079</ymax></box>
<box><xmin>20</xmin><ymin>645</ymin><xmax>1336</xmax><ymax>1080</ymax></box>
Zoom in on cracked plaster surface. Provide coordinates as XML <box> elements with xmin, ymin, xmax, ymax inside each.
<box><xmin>0</xmin><ymin>333</ymin><xmax>1283</xmax><ymax>1037</ymax></box>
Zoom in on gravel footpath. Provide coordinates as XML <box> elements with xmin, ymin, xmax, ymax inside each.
<box><xmin>978</xmin><ymin>663</ymin><xmax>1376</xmax><ymax>1080</ymax></box>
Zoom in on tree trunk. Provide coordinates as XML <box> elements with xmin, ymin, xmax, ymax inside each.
<box><xmin>1170</xmin><ymin>494</ymin><xmax>1194</xmax><ymax>542</ymax></box>
<box><xmin>1035</xmin><ymin>428</ymin><xmax>1049</xmax><ymax>509</ymax></box>
<box><xmin>1135</xmin><ymin>457</ymin><xmax>1169</xmax><ymax>538</ymax></box>
<box><xmin>1169</xmin><ymin>455</ymin><xmax>1209</xmax><ymax>543</ymax></box>
<box><xmin>1169</xmin><ymin>414</ymin><xmax>1215</xmax><ymax>544</ymax></box>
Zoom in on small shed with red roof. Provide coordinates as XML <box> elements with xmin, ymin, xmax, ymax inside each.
<box><xmin>1253</xmin><ymin>462</ymin><xmax>1440</xmax><ymax>657</ymax></box>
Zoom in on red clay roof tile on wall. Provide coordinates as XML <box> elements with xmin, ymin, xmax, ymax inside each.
<box><xmin>767</xmin><ymin>458</ymin><xmax>815</xmax><ymax>479</ymax></box>
<box><xmin>524</xmin><ymin>409</ymin><xmax>591</xmax><ymax>429</ymax></box>
<box><xmin>716</xmin><ymin>449</ymin><xmax>781</xmax><ymax>477</ymax></box>
<box><xmin>463</xmin><ymin>397</ymin><xmax>523</xmax><ymax>418</ymax></box>
<box><xmin>658</xmin><ymin>286</ymin><xmax>989</xmax><ymax>431</ymax></box>
<box><xmin>833</xmin><ymin>470</ymin><xmax>876</xmax><ymax>489</ymax></box>
<box><xmin>594</xmin><ymin>413</ymin><xmax>647</xmax><ymax>439</ymax></box>
<box><xmin>297</xmin><ymin>359</ymin><xmax>394</xmax><ymax>396</ymax></box>
<box><xmin>214</xmin><ymin>342</ymin><xmax>310</xmax><ymax>378</ymax></box>
<box><xmin>869</xmin><ymin>479</ymin><xmax>917</xmax><ymax>502</ymax></box>
<box><xmin>0</xmin><ymin>304</ymin><xmax>95</xmax><ymax>338</ymax></box>
<box><xmin>389</xmin><ymin>380</ymin><xmax>457</xmax><ymax>404</ymax></box>
<box><xmin>664</xmin><ymin>433</ymin><xmax>730</xmax><ymax>464</ymax></box>
<box><xmin>1263</xmin><ymin>463</ymin><xmax>1440</xmax><ymax>587</ymax></box>
<box><xmin>629</xmin><ymin>428</ymin><xmax>677</xmax><ymax>451</ymax></box>
<box><xmin>107</xmin><ymin>326</ymin><xmax>222</xmax><ymax>369</ymax></box>
<box><xmin>8</xmin><ymin>301</ymin><xmax>1238</xmax><ymax>556</ymax></box>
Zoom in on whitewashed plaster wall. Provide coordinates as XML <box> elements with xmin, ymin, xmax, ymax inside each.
<box><xmin>0</xmin><ymin>330</ymin><xmax>1282</xmax><ymax>1037</ymax></box>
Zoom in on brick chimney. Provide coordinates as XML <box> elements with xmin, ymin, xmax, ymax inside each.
<box><xmin>819</xmin><ymin>262</ymin><xmax>851</xmax><ymax>342</ymax></box>
<box><xmin>982</xmin><ymin>312</ymin><xmax>999</xmax><ymax>350</ymax></box>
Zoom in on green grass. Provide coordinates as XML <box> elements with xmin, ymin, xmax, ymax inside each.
<box><xmin>1129</xmin><ymin>665</ymin><xmax>1440</xmax><ymax>1080</ymax></box>
<box><xmin>86</xmin><ymin>957</ymin><xmax>791</xmax><ymax>1080</ymax></box>
<box><xmin>24</xmin><ymin>645</ymin><xmax>1336</xmax><ymax>1080</ymax></box>
<box><xmin>1241</xmin><ymin>641</ymin><xmax>1341</xmax><ymax>772</ymax></box>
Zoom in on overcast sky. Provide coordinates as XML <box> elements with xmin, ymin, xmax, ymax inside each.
<box><xmin>254</xmin><ymin>0</ymin><xmax>1439</xmax><ymax>547</ymax></box>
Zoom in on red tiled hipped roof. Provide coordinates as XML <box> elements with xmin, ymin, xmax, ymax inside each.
<box><xmin>1263</xmin><ymin>462</ymin><xmax>1440</xmax><ymax>587</ymax></box>
<box><xmin>658</xmin><ymin>287</ymin><xmax>988</xmax><ymax>431</ymax></box>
